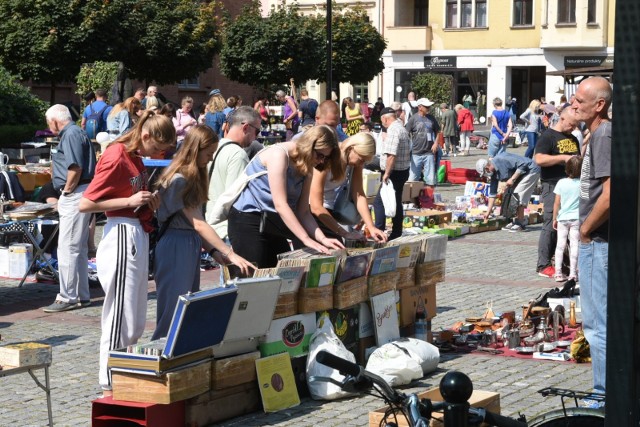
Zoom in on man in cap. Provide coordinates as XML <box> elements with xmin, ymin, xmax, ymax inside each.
<box><xmin>372</xmin><ymin>107</ymin><xmax>411</xmax><ymax>240</ymax></box>
<box><xmin>405</xmin><ymin>98</ymin><xmax>440</xmax><ymax>191</ymax></box>
<box><xmin>476</xmin><ymin>153</ymin><xmax>541</xmax><ymax>232</ymax></box>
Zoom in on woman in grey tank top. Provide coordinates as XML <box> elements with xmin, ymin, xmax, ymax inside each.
<box><xmin>310</xmin><ymin>132</ymin><xmax>389</xmax><ymax>243</ymax></box>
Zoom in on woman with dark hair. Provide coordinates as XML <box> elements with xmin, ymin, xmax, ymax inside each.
<box><xmin>79</xmin><ymin>111</ymin><xmax>176</xmax><ymax>395</ymax></box>
<box><xmin>227</xmin><ymin>125</ymin><xmax>344</xmax><ymax>268</ymax></box>
<box><xmin>152</xmin><ymin>125</ymin><xmax>254</xmax><ymax>339</ymax></box>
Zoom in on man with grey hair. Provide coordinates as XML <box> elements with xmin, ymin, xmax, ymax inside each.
<box><xmin>205</xmin><ymin>106</ymin><xmax>262</xmax><ymax>239</ymax></box>
<box><xmin>43</xmin><ymin>105</ymin><xmax>97</xmax><ymax>312</ymax></box>
<box><xmin>572</xmin><ymin>76</ymin><xmax>612</xmax><ymax>401</ymax></box>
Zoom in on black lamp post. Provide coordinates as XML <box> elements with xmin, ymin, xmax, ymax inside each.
<box><xmin>325</xmin><ymin>0</ymin><xmax>332</xmax><ymax>101</ymax></box>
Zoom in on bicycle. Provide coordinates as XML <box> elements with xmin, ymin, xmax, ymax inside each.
<box><xmin>313</xmin><ymin>350</ymin><xmax>604</xmax><ymax>427</ymax></box>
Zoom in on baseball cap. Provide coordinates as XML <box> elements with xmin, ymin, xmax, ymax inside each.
<box><xmin>380</xmin><ymin>107</ymin><xmax>397</xmax><ymax>116</ymax></box>
<box><xmin>209</xmin><ymin>89</ymin><xmax>221</xmax><ymax>96</ymax></box>
<box><xmin>475</xmin><ymin>159</ymin><xmax>489</xmax><ymax>177</ymax></box>
<box><xmin>417</xmin><ymin>98</ymin><xmax>435</xmax><ymax>107</ymax></box>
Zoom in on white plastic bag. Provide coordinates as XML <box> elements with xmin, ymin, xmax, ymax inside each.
<box><xmin>380</xmin><ymin>181</ymin><xmax>396</xmax><ymax>217</ymax></box>
<box><xmin>306</xmin><ymin>315</ymin><xmax>357</xmax><ymax>400</ymax></box>
<box><xmin>391</xmin><ymin>338</ymin><xmax>440</xmax><ymax>375</ymax></box>
<box><xmin>365</xmin><ymin>341</ymin><xmax>423</xmax><ymax>387</ymax></box>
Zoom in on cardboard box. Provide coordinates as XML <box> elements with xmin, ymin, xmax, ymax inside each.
<box><xmin>405</xmin><ymin>209</ymin><xmax>453</xmax><ymax>225</ymax></box>
<box><xmin>0</xmin><ymin>342</ymin><xmax>52</xmax><ymax>367</ymax></box>
<box><xmin>185</xmin><ymin>382</ymin><xmax>261</xmax><ymax>426</ymax></box>
<box><xmin>112</xmin><ymin>360</ymin><xmax>211</xmax><ymax>404</ymax></box>
<box><xmin>0</xmin><ymin>247</ymin><xmax>9</xmax><ymax>277</ymax></box>
<box><xmin>358</xmin><ymin>302</ymin><xmax>374</xmax><ymax>339</ymax></box>
<box><xmin>369</xmin><ymin>388</ymin><xmax>500</xmax><ymax>427</ymax></box>
<box><xmin>8</xmin><ymin>243</ymin><xmax>33</xmax><ymax>279</ymax></box>
<box><xmin>211</xmin><ymin>351</ymin><xmax>260</xmax><ymax>390</ymax></box>
<box><xmin>398</xmin><ymin>283</ymin><xmax>437</xmax><ymax>327</ymax></box>
<box><xmin>407</xmin><ymin>181</ymin><xmax>425</xmax><ymax>198</ymax></box>
<box><xmin>259</xmin><ymin>313</ymin><xmax>316</xmax><ymax>358</ymax></box>
<box><xmin>316</xmin><ymin>307</ymin><xmax>360</xmax><ymax>348</ymax></box>
<box><xmin>402</xmin><ymin>182</ymin><xmax>412</xmax><ymax>202</ymax></box>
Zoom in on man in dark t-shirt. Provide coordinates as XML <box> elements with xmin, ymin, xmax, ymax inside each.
<box><xmin>533</xmin><ymin>108</ymin><xmax>580</xmax><ymax>278</ymax></box>
<box><xmin>298</xmin><ymin>89</ymin><xmax>318</xmax><ymax>128</ymax></box>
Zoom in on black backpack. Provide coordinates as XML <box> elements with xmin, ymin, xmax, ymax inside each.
<box><xmin>85</xmin><ymin>104</ymin><xmax>108</xmax><ymax>140</ymax></box>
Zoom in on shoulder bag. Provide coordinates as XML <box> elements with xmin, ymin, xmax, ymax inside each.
<box><xmin>332</xmin><ymin>166</ymin><xmax>361</xmax><ymax>225</ymax></box>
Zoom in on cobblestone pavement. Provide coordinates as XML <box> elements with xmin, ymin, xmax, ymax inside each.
<box><xmin>0</xmin><ymin>144</ymin><xmax>593</xmax><ymax>426</ymax></box>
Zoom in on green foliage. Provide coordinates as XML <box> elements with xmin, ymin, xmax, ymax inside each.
<box><xmin>0</xmin><ymin>0</ymin><xmax>87</xmax><ymax>84</ymax></box>
<box><xmin>220</xmin><ymin>1</ymin><xmax>322</xmax><ymax>87</ymax></box>
<box><xmin>220</xmin><ymin>1</ymin><xmax>385</xmax><ymax>89</ymax></box>
<box><xmin>313</xmin><ymin>5</ymin><xmax>387</xmax><ymax>85</ymax></box>
<box><xmin>0</xmin><ymin>65</ymin><xmax>48</xmax><ymax>126</ymax></box>
<box><xmin>411</xmin><ymin>73</ymin><xmax>454</xmax><ymax>106</ymax></box>
<box><xmin>0</xmin><ymin>125</ymin><xmax>44</xmax><ymax>146</ymax></box>
<box><xmin>75</xmin><ymin>62</ymin><xmax>119</xmax><ymax>107</ymax></box>
<box><xmin>0</xmin><ymin>0</ymin><xmax>224</xmax><ymax>92</ymax></box>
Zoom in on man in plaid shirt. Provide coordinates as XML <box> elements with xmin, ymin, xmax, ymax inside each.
<box><xmin>373</xmin><ymin>107</ymin><xmax>411</xmax><ymax>240</ymax></box>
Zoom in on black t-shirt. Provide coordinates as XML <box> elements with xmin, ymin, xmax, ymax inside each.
<box><xmin>534</xmin><ymin>128</ymin><xmax>579</xmax><ymax>183</ymax></box>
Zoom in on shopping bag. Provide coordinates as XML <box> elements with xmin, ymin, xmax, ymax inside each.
<box><xmin>209</xmin><ymin>169</ymin><xmax>267</xmax><ymax>224</ymax></box>
<box><xmin>380</xmin><ymin>181</ymin><xmax>396</xmax><ymax>217</ymax></box>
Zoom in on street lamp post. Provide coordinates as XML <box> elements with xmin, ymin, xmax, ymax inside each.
<box><xmin>325</xmin><ymin>0</ymin><xmax>332</xmax><ymax>101</ymax></box>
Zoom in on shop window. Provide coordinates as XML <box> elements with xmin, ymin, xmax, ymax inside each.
<box><xmin>178</xmin><ymin>77</ymin><xmax>199</xmax><ymax>88</ymax></box>
<box><xmin>446</xmin><ymin>0</ymin><xmax>486</xmax><ymax>29</ymax></box>
<box><xmin>513</xmin><ymin>0</ymin><xmax>533</xmax><ymax>26</ymax></box>
<box><xmin>558</xmin><ymin>0</ymin><xmax>576</xmax><ymax>24</ymax></box>
<box><xmin>587</xmin><ymin>0</ymin><xmax>597</xmax><ymax>24</ymax></box>
<box><xmin>414</xmin><ymin>0</ymin><xmax>428</xmax><ymax>26</ymax></box>
<box><xmin>353</xmin><ymin>84</ymin><xmax>369</xmax><ymax>104</ymax></box>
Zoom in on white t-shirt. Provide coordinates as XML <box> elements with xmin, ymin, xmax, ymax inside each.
<box><xmin>402</xmin><ymin>100</ymin><xmax>418</xmax><ymax>125</ymax></box>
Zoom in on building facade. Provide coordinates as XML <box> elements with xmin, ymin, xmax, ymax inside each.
<box><xmin>384</xmin><ymin>0</ymin><xmax>615</xmax><ymax>122</ymax></box>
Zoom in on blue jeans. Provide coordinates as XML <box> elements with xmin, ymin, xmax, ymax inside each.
<box><xmin>409</xmin><ymin>152</ymin><xmax>436</xmax><ymax>185</ymax></box>
<box><xmin>488</xmin><ymin>134</ymin><xmax>506</xmax><ymax>158</ymax></box>
<box><xmin>578</xmin><ymin>240</ymin><xmax>608</xmax><ymax>394</ymax></box>
<box><xmin>524</xmin><ymin>131</ymin><xmax>538</xmax><ymax>158</ymax></box>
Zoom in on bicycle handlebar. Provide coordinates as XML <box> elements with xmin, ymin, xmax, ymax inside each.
<box><xmin>315</xmin><ymin>351</ymin><xmax>526</xmax><ymax>427</ymax></box>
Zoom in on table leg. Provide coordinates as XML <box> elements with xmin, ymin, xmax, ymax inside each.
<box><xmin>27</xmin><ymin>365</ymin><xmax>54</xmax><ymax>426</ymax></box>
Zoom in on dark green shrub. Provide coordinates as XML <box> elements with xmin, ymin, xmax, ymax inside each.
<box><xmin>0</xmin><ymin>65</ymin><xmax>48</xmax><ymax>125</ymax></box>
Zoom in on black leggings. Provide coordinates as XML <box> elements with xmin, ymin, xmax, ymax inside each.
<box><xmin>228</xmin><ymin>208</ymin><xmax>291</xmax><ymax>269</ymax></box>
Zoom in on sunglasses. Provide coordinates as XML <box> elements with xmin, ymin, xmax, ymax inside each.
<box><xmin>243</xmin><ymin>122</ymin><xmax>261</xmax><ymax>134</ymax></box>
<box><xmin>313</xmin><ymin>149</ymin><xmax>328</xmax><ymax>162</ymax></box>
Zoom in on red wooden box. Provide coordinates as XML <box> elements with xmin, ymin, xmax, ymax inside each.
<box><xmin>92</xmin><ymin>396</ymin><xmax>185</xmax><ymax>427</ymax></box>
<box><xmin>447</xmin><ymin>168</ymin><xmax>482</xmax><ymax>185</ymax></box>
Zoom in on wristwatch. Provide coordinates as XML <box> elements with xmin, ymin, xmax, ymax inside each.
<box><xmin>61</xmin><ymin>190</ymin><xmax>72</xmax><ymax>196</ymax></box>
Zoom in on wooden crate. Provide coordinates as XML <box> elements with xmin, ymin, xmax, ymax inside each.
<box><xmin>395</xmin><ymin>267</ymin><xmax>416</xmax><ymax>290</ymax></box>
<box><xmin>334</xmin><ymin>276</ymin><xmax>368</xmax><ymax>309</ymax></box>
<box><xmin>0</xmin><ymin>342</ymin><xmax>51</xmax><ymax>367</ymax></box>
<box><xmin>211</xmin><ymin>351</ymin><xmax>259</xmax><ymax>391</ymax></box>
<box><xmin>185</xmin><ymin>382</ymin><xmax>261</xmax><ymax>427</ymax></box>
<box><xmin>368</xmin><ymin>270</ymin><xmax>400</xmax><ymax>296</ymax></box>
<box><xmin>298</xmin><ymin>286</ymin><xmax>333</xmax><ymax>313</ymax></box>
<box><xmin>369</xmin><ymin>388</ymin><xmax>500</xmax><ymax>427</ymax></box>
<box><xmin>415</xmin><ymin>260</ymin><xmax>446</xmax><ymax>287</ymax></box>
<box><xmin>112</xmin><ymin>361</ymin><xmax>211</xmax><ymax>404</ymax></box>
<box><xmin>273</xmin><ymin>292</ymin><xmax>297</xmax><ymax>319</ymax></box>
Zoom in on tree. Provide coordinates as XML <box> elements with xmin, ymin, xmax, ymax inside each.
<box><xmin>75</xmin><ymin>62</ymin><xmax>120</xmax><ymax>107</ymax></box>
<box><xmin>313</xmin><ymin>5</ymin><xmax>387</xmax><ymax>86</ymax></box>
<box><xmin>0</xmin><ymin>0</ymin><xmax>224</xmax><ymax>102</ymax></box>
<box><xmin>78</xmin><ymin>0</ymin><xmax>224</xmax><ymax>86</ymax></box>
<box><xmin>220</xmin><ymin>1</ymin><xmax>322</xmax><ymax>88</ymax></box>
<box><xmin>0</xmin><ymin>65</ymin><xmax>48</xmax><ymax>125</ymax></box>
<box><xmin>411</xmin><ymin>73</ymin><xmax>454</xmax><ymax>107</ymax></box>
<box><xmin>0</xmin><ymin>0</ymin><xmax>88</xmax><ymax>103</ymax></box>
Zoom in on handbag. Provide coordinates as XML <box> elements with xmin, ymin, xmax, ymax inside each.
<box><xmin>332</xmin><ymin>166</ymin><xmax>360</xmax><ymax>225</ymax></box>
<box><xmin>209</xmin><ymin>167</ymin><xmax>267</xmax><ymax>224</ymax></box>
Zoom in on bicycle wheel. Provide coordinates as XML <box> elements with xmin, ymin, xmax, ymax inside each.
<box><xmin>527</xmin><ymin>407</ymin><xmax>604</xmax><ymax>427</ymax></box>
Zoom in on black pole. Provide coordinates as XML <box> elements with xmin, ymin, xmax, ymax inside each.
<box><xmin>325</xmin><ymin>0</ymin><xmax>332</xmax><ymax>101</ymax></box>
<box><xmin>606</xmin><ymin>0</ymin><xmax>640</xmax><ymax>424</ymax></box>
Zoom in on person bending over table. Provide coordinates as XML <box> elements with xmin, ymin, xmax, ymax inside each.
<box><xmin>152</xmin><ymin>125</ymin><xmax>254</xmax><ymax>339</ymax></box>
<box><xmin>310</xmin><ymin>132</ymin><xmax>388</xmax><ymax>243</ymax></box>
<box><xmin>79</xmin><ymin>111</ymin><xmax>176</xmax><ymax>396</ymax></box>
<box><xmin>227</xmin><ymin>125</ymin><xmax>344</xmax><ymax>268</ymax></box>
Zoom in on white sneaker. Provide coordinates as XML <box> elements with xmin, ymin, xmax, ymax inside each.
<box><xmin>502</xmin><ymin>222</ymin><xmax>514</xmax><ymax>231</ymax></box>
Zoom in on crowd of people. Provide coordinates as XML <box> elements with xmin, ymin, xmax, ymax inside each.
<box><xmin>39</xmin><ymin>77</ymin><xmax>610</xmax><ymax>404</ymax></box>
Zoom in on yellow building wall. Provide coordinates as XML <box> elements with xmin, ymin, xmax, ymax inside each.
<box><xmin>428</xmin><ymin>2</ymin><xmax>540</xmax><ymax>50</ymax></box>
<box><xmin>608</xmin><ymin>0</ymin><xmax>616</xmax><ymax>47</ymax></box>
